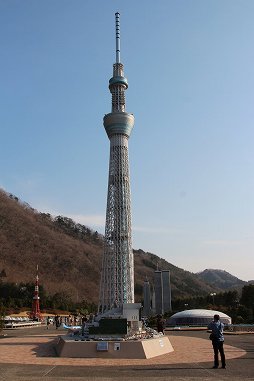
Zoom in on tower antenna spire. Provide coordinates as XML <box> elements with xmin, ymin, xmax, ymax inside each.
<box><xmin>115</xmin><ymin>12</ymin><xmax>120</xmax><ymax>63</ymax></box>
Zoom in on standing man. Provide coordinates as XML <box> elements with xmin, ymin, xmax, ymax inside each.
<box><xmin>156</xmin><ymin>315</ymin><xmax>165</xmax><ymax>334</ymax></box>
<box><xmin>46</xmin><ymin>316</ymin><xmax>50</xmax><ymax>330</ymax></box>
<box><xmin>208</xmin><ymin>314</ymin><xmax>226</xmax><ymax>369</ymax></box>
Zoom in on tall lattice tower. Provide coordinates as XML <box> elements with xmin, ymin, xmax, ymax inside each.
<box><xmin>29</xmin><ymin>265</ymin><xmax>42</xmax><ymax>321</ymax></box>
<box><xmin>98</xmin><ymin>12</ymin><xmax>135</xmax><ymax>313</ymax></box>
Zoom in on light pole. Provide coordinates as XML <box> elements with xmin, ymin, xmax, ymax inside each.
<box><xmin>210</xmin><ymin>293</ymin><xmax>216</xmax><ymax>306</ymax></box>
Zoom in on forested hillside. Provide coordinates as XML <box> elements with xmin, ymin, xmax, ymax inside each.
<box><xmin>197</xmin><ymin>269</ymin><xmax>246</xmax><ymax>290</ymax></box>
<box><xmin>0</xmin><ymin>189</ymin><xmax>219</xmax><ymax>304</ymax></box>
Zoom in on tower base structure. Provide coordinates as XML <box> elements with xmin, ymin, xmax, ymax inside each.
<box><xmin>55</xmin><ymin>303</ymin><xmax>174</xmax><ymax>359</ymax></box>
<box><xmin>55</xmin><ymin>335</ymin><xmax>174</xmax><ymax>359</ymax></box>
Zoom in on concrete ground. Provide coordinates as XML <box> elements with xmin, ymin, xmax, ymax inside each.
<box><xmin>0</xmin><ymin>326</ymin><xmax>253</xmax><ymax>380</ymax></box>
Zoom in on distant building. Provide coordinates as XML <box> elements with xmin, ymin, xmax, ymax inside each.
<box><xmin>168</xmin><ymin>309</ymin><xmax>232</xmax><ymax>326</ymax></box>
<box><xmin>161</xmin><ymin>270</ymin><xmax>172</xmax><ymax>313</ymax></box>
<box><xmin>143</xmin><ymin>279</ymin><xmax>152</xmax><ymax>317</ymax></box>
<box><xmin>154</xmin><ymin>269</ymin><xmax>172</xmax><ymax>315</ymax></box>
<box><xmin>154</xmin><ymin>271</ymin><xmax>163</xmax><ymax>314</ymax></box>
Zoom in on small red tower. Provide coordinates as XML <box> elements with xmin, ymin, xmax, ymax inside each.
<box><xmin>29</xmin><ymin>265</ymin><xmax>42</xmax><ymax>321</ymax></box>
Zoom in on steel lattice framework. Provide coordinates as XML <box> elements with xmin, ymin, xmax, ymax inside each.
<box><xmin>98</xmin><ymin>13</ymin><xmax>135</xmax><ymax>313</ymax></box>
<box><xmin>29</xmin><ymin>265</ymin><xmax>42</xmax><ymax>321</ymax></box>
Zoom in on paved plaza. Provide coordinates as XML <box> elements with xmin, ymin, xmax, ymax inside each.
<box><xmin>0</xmin><ymin>326</ymin><xmax>253</xmax><ymax>380</ymax></box>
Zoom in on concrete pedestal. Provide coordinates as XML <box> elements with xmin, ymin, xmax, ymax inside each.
<box><xmin>55</xmin><ymin>335</ymin><xmax>174</xmax><ymax>359</ymax></box>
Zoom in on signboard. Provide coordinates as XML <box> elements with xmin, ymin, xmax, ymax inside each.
<box><xmin>96</xmin><ymin>342</ymin><xmax>109</xmax><ymax>351</ymax></box>
<box><xmin>114</xmin><ymin>342</ymin><xmax>121</xmax><ymax>351</ymax></box>
<box><xmin>159</xmin><ymin>339</ymin><xmax>164</xmax><ymax>348</ymax></box>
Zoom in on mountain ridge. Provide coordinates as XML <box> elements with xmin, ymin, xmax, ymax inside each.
<box><xmin>196</xmin><ymin>268</ymin><xmax>246</xmax><ymax>290</ymax></box>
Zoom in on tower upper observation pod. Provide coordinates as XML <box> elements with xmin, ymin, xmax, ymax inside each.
<box><xmin>104</xmin><ymin>12</ymin><xmax>134</xmax><ymax>138</ymax></box>
<box><xmin>99</xmin><ymin>13</ymin><xmax>135</xmax><ymax>313</ymax></box>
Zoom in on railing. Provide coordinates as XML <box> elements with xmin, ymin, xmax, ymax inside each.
<box><xmin>226</xmin><ymin>324</ymin><xmax>254</xmax><ymax>332</ymax></box>
<box><xmin>4</xmin><ymin>321</ymin><xmax>42</xmax><ymax>328</ymax></box>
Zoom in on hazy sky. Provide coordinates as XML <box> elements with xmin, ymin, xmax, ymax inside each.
<box><xmin>0</xmin><ymin>0</ymin><xmax>253</xmax><ymax>281</ymax></box>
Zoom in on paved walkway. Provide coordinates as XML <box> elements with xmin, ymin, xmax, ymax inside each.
<box><xmin>1</xmin><ymin>328</ymin><xmax>254</xmax><ymax>380</ymax></box>
<box><xmin>0</xmin><ymin>331</ymin><xmax>246</xmax><ymax>367</ymax></box>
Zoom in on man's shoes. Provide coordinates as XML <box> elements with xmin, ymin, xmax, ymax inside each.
<box><xmin>221</xmin><ymin>366</ymin><xmax>226</xmax><ymax>369</ymax></box>
<box><xmin>212</xmin><ymin>366</ymin><xmax>218</xmax><ymax>369</ymax></box>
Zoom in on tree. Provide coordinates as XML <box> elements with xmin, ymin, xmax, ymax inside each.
<box><xmin>0</xmin><ymin>303</ymin><xmax>5</xmax><ymax>332</ymax></box>
<box><xmin>240</xmin><ymin>285</ymin><xmax>254</xmax><ymax>309</ymax></box>
<box><xmin>0</xmin><ymin>269</ymin><xmax>7</xmax><ymax>279</ymax></box>
<box><xmin>240</xmin><ymin>284</ymin><xmax>254</xmax><ymax>323</ymax></box>
<box><xmin>237</xmin><ymin>305</ymin><xmax>253</xmax><ymax>323</ymax></box>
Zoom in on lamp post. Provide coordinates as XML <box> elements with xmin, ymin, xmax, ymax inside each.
<box><xmin>210</xmin><ymin>293</ymin><xmax>216</xmax><ymax>306</ymax></box>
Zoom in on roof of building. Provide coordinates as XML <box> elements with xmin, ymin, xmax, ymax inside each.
<box><xmin>169</xmin><ymin>309</ymin><xmax>230</xmax><ymax>319</ymax></box>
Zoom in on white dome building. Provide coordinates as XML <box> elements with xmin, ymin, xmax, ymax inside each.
<box><xmin>168</xmin><ymin>309</ymin><xmax>231</xmax><ymax>326</ymax></box>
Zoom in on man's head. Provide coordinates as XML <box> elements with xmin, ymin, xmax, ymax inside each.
<box><xmin>214</xmin><ymin>314</ymin><xmax>220</xmax><ymax>321</ymax></box>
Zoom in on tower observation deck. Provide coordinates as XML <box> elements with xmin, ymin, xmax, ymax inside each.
<box><xmin>98</xmin><ymin>12</ymin><xmax>135</xmax><ymax>313</ymax></box>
